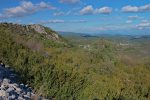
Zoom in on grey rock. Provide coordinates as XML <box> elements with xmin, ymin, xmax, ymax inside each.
<box><xmin>18</xmin><ymin>96</ymin><xmax>24</xmax><ymax>100</ymax></box>
<box><xmin>0</xmin><ymin>90</ymin><xmax>6</xmax><ymax>97</ymax></box>
<box><xmin>11</xmin><ymin>94</ymin><xmax>16</xmax><ymax>99</ymax></box>
<box><xmin>25</xmin><ymin>84</ymin><xmax>28</xmax><ymax>88</ymax></box>
<box><xmin>27</xmin><ymin>92</ymin><xmax>31</xmax><ymax>97</ymax></box>
<box><xmin>6</xmin><ymin>87</ymin><xmax>14</xmax><ymax>92</ymax></box>
<box><xmin>30</xmin><ymin>24</ymin><xmax>47</xmax><ymax>34</ymax></box>
<box><xmin>16</xmin><ymin>87</ymin><xmax>22</xmax><ymax>94</ymax></box>
<box><xmin>0</xmin><ymin>65</ymin><xmax>44</xmax><ymax>100</ymax></box>
<box><xmin>3</xmin><ymin>78</ymin><xmax>10</xmax><ymax>84</ymax></box>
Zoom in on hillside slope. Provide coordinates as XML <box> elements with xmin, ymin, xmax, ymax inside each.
<box><xmin>0</xmin><ymin>23</ymin><xmax>150</xmax><ymax>100</ymax></box>
<box><xmin>0</xmin><ymin>23</ymin><xmax>62</xmax><ymax>41</ymax></box>
<box><xmin>0</xmin><ymin>23</ymin><xmax>87</xmax><ymax>99</ymax></box>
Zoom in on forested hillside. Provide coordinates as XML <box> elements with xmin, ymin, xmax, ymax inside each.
<box><xmin>0</xmin><ymin>23</ymin><xmax>150</xmax><ymax>100</ymax></box>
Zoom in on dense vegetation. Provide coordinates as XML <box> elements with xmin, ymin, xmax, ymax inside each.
<box><xmin>0</xmin><ymin>23</ymin><xmax>150</xmax><ymax>100</ymax></box>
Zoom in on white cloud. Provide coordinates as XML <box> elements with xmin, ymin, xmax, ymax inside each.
<box><xmin>126</xmin><ymin>20</ymin><xmax>132</xmax><ymax>24</ymax></box>
<box><xmin>53</xmin><ymin>12</ymin><xmax>65</xmax><ymax>16</ymax></box>
<box><xmin>48</xmin><ymin>20</ymin><xmax>65</xmax><ymax>23</ymax></box>
<box><xmin>95</xmin><ymin>7</ymin><xmax>112</xmax><ymax>14</ymax></box>
<box><xmin>0</xmin><ymin>1</ymin><xmax>54</xmax><ymax>18</ymax></box>
<box><xmin>136</xmin><ymin>21</ymin><xmax>150</xmax><ymax>30</ymax></box>
<box><xmin>128</xmin><ymin>15</ymin><xmax>139</xmax><ymax>19</ymax></box>
<box><xmin>53</xmin><ymin>11</ymin><xmax>75</xmax><ymax>16</ymax></box>
<box><xmin>68</xmin><ymin>20</ymin><xmax>87</xmax><ymax>23</ymax></box>
<box><xmin>95</xmin><ymin>27</ymin><xmax>108</xmax><ymax>31</ymax></box>
<box><xmin>80</xmin><ymin>5</ymin><xmax>94</xmax><ymax>15</ymax></box>
<box><xmin>59</xmin><ymin>0</ymin><xmax>80</xmax><ymax>4</ymax></box>
<box><xmin>139</xmin><ymin>23</ymin><xmax>150</xmax><ymax>27</ymax></box>
<box><xmin>53</xmin><ymin>7</ymin><xmax>80</xmax><ymax>16</ymax></box>
<box><xmin>53</xmin><ymin>10</ymin><xmax>75</xmax><ymax>16</ymax></box>
<box><xmin>141</xmin><ymin>20</ymin><xmax>149</xmax><ymax>23</ymax></box>
<box><xmin>139</xmin><ymin>4</ymin><xmax>150</xmax><ymax>12</ymax></box>
<box><xmin>39</xmin><ymin>2</ymin><xmax>51</xmax><ymax>8</ymax></box>
<box><xmin>122</xmin><ymin>6</ymin><xmax>138</xmax><ymax>12</ymax></box>
<box><xmin>80</xmin><ymin>5</ymin><xmax>112</xmax><ymax>15</ymax></box>
<box><xmin>122</xmin><ymin>4</ymin><xmax>150</xmax><ymax>13</ymax></box>
<box><xmin>40</xmin><ymin>19</ymin><xmax>87</xmax><ymax>24</ymax></box>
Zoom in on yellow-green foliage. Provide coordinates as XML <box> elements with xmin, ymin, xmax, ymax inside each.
<box><xmin>0</xmin><ymin>26</ymin><xmax>87</xmax><ymax>99</ymax></box>
<box><xmin>0</xmin><ymin>24</ymin><xmax>150</xmax><ymax>100</ymax></box>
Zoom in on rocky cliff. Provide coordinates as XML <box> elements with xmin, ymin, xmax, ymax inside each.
<box><xmin>0</xmin><ymin>22</ymin><xmax>62</xmax><ymax>41</ymax></box>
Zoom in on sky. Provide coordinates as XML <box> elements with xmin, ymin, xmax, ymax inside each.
<box><xmin>0</xmin><ymin>0</ymin><xmax>150</xmax><ymax>35</ymax></box>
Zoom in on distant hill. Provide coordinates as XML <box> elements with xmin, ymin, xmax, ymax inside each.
<box><xmin>130</xmin><ymin>35</ymin><xmax>150</xmax><ymax>40</ymax></box>
<box><xmin>59</xmin><ymin>31</ymin><xmax>150</xmax><ymax>43</ymax></box>
<box><xmin>58</xmin><ymin>31</ymin><xmax>99</xmax><ymax>38</ymax></box>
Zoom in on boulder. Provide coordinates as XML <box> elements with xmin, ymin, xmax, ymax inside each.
<box><xmin>0</xmin><ymin>90</ymin><xmax>7</xmax><ymax>97</ymax></box>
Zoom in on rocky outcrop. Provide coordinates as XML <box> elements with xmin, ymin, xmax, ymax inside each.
<box><xmin>0</xmin><ymin>22</ymin><xmax>62</xmax><ymax>41</ymax></box>
<box><xmin>0</xmin><ymin>66</ymin><xmax>43</xmax><ymax>100</ymax></box>
<box><xmin>29</xmin><ymin>24</ymin><xmax>60</xmax><ymax>40</ymax></box>
<box><xmin>0</xmin><ymin>78</ymin><xmax>34</xmax><ymax>100</ymax></box>
<box><xmin>30</xmin><ymin>24</ymin><xmax>47</xmax><ymax>35</ymax></box>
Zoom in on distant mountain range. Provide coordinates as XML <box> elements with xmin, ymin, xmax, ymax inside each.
<box><xmin>130</xmin><ymin>35</ymin><xmax>150</xmax><ymax>40</ymax></box>
<box><xmin>58</xmin><ymin>31</ymin><xmax>150</xmax><ymax>40</ymax></box>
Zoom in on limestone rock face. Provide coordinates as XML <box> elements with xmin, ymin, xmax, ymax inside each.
<box><xmin>0</xmin><ymin>22</ymin><xmax>62</xmax><ymax>41</ymax></box>
<box><xmin>0</xmin><ymin>66</ymin><xmax>43</xmax><ymax>100</ymax></box>
<box><xmin>30</xmin><ymin>24</ymin><xmax>60</xmax><ymax>40</ymax></box>
<box><xmin>30</xmin><ymin>24</ymin><xmax>47</xmax><ymax>35</ymax></box>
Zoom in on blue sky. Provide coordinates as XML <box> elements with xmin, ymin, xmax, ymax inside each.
<box><xmin>0</xmin><ymin>0</ymin><xmax>150</xmax><ymax>34</ymax></box>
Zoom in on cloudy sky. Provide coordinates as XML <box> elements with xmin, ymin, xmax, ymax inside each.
<box><xmin>0</xmin><ymin>0</ymin><xmax>150</xmax><ymax>34</ymax></box>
